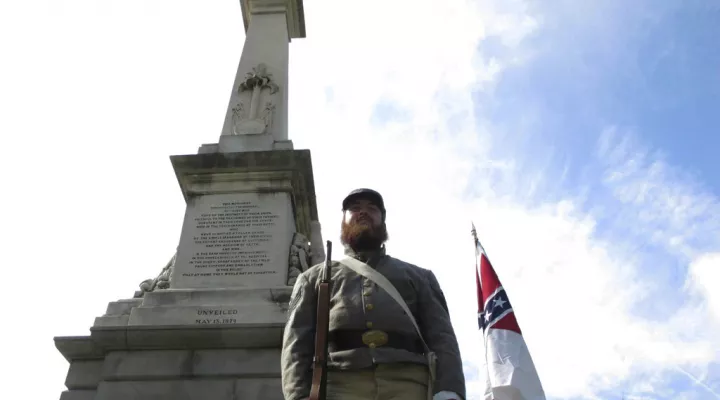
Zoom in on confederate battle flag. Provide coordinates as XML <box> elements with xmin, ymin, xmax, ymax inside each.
<box><xmin>472</xmin><ymin>223</ymin><xmax>546</xmax><ymax>400</ymax></box>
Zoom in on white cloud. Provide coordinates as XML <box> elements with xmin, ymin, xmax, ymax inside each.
<box><xmin>688</xmin><ymin>253</ymin><xmax>720</xmax><ymax>327</ymax></box>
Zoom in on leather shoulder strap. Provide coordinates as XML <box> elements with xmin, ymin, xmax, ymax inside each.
<box><xmin>340</xmin><ymin>256</ymin><xmax>430</xmax><ymax>353</ymax></box>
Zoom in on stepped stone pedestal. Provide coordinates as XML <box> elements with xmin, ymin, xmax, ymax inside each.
<box><xmin>55</xmin><ymin>150</ymin><xmax>322</xmax><ymax>400</ymax></box>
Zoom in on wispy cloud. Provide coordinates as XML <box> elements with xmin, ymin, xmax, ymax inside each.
<box><xmin>597</xmin><ymin>128</ymin><xmax>720</xmax><ymax>257</ymax></box>
<box><xmin>674</xmin><ymin>365</ymin><xmax>720</xmax><ymax>400</ymax></box>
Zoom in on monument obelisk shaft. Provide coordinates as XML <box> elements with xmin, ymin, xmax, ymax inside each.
<box><xmin>211</xmin><ymin>0</ymin><xmax>305</xmax><ymax>153</ymax></box>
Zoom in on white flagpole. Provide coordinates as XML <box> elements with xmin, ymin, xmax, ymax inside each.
<box><xmin>472</xmin><ymin>221</ymin><xmax>494</xmax><ymax>400</ymax></box>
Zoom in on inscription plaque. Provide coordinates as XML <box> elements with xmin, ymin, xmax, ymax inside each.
<box><xmin>127</xmin><ymin>303</ymin><xmax>287</xmax><ymax>326</ymax></box>
<box><xmin>171</xmin><ymin>192</ymin><xmax>295</xmax><ymax>289</ymax></box>
<box><xmin>194</xmin><ymin>307</ymin><xmax>239</xmax><ymax>325</ymax></box>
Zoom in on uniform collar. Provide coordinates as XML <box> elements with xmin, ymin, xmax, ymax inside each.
<box><xmin>344</xmin><ymin>244</ymin><xmax>386</xmax><ymax>265</ymax></box>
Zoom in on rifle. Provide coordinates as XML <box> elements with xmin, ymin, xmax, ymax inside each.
<box><xmin>309</xmin><ymin>240</ymin><xmax>333</xmax><ymax>400</ymax></box>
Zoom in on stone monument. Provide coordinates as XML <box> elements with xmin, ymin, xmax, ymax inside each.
<box><xmin>53</xmin><ymin>1</ymin><xmax>323</xmax><ymax>399</ymax></box>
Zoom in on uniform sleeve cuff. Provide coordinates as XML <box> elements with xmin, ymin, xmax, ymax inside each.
<box><xmin>433</xmin><ymin>390</ymin><xmax>462</xmax><ymax>400</ymax></box>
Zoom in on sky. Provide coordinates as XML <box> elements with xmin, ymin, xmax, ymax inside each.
<box><xmin>1</xmin><ymin>0</ymin><xmax>719</xmax><ymax>399</ymax></box>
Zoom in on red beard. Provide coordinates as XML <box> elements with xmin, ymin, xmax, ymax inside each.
<box><xmin>340</xmin><ymin>218</ymin><xmax>388</xmax><ymax>252</ymax></box>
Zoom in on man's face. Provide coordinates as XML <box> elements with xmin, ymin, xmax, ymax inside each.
<box><xmin>343</xmin><ymin>199</ymin><xmax>383</xmax><ymax>227</ymax></box>
<box><xmin>340</xmin><ymin>198</ymin><xmax>388</xmax><ymax>251</ymax></box>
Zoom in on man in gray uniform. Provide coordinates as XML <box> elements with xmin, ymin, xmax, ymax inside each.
<box><xmin>281</xmin><ymin>188</ymin><xmax>466</xmax><ymax>400</ymax></box>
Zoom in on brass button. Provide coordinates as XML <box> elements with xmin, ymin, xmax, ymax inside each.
<box><xmin>368</xmin><ymin>343</ymin><xmax>376</xmax><ymax>348</ymax></box>
<box><xmin>363</xmin><ymin>290</ymin><xmax>371</xmax><ymax>296</ymax></box>
<box><xmin>366</xmin><ymin>303</ymin><xmax>374</xmax><ymax>310</ymax></box>
<box><xmin>366</xmin><ymin>321</ymin><xmax>373</xmax><ymax>328</ymax></box>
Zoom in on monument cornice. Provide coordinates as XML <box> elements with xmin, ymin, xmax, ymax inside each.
<box><xmin>169</xmin><ymin>149</ymin><xmax>319</xmax><ymax>239</ymax></box>
<box><xmin>240</xmin><ymin>0</ymin><xmax>306</xmax><ymax>39</ymax></box>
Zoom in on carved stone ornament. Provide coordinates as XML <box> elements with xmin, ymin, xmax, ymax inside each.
<box><xmin>287</xmin><ymin>232</ymin><xmax>311</xmax><ymax>286</ymax></box>
<box><xmin>232</xmin><ymin>63</ymin><xmax>279</xmax><ymax>136</ymax></box>
<box><xmin>135</xmin><ymin>254</ymin><xmax>176</xmax><ymax>298</ymax></box>
<box><xmin>287</xmin><ymin>221</ymin><xmax>326</xmax><ymax>286</ymax></box>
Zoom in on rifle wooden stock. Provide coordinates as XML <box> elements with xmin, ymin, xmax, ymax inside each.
<box><xmin>309</xmin><ymin>241</ymin><xmax>333</xmax><ymax>400</ymax></box>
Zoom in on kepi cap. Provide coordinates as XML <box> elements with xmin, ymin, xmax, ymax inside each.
<box><xmin>342</xmin><ymin>188</ymin><xmax>386</xmax><ymax>217</ymax></box>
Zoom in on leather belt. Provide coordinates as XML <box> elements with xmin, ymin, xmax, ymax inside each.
<box><xmin>328</xmin><ymin>329</ymin><xmax>424</xmax><ymax>354</ymax></box>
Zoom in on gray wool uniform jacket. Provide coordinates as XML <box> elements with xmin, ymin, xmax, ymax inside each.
<box><xmin>280</xmin><ymin>246</ymin><xmax>466</xmax><ymax>400</ymax></box>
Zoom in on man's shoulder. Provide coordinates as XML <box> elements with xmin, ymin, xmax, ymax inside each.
<box><xmin>297</xmin><ymin>262</ymin><xmax>323</xmax><ymax>282</ymax></box>
<box><xmin>383</xmin><ymin>255</ymin><xmax>433</xmax><ymax>277</ymax></box>
<box><xmin>297</xmin><ymin>260</ymin><xmax>343</xmax><ymax>283</ymax></box>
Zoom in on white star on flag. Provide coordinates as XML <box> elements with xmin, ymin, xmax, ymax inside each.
<box><xmin>493</xmin><ymin>297</ymin><xmax>507</xmax><ymax>308</ymax></box>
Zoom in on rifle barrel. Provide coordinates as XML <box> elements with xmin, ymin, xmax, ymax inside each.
<box><xmin>309</xmin><ymin>240</ymin><xmax>333</xmax><ymax>400</ymax></box>
<box><xmin>324</xmin><ymin>240</ymin><xmax>332</xmax><ymax>281</ymax></box>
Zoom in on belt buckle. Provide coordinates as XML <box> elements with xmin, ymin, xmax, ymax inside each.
<box><xmin>362</xmin><ymin>330</ymin><xmax>388</xmax><ymax>348</ymax></box>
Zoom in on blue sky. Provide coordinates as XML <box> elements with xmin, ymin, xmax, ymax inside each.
<box><xmin>1</xmin><ymin>0</ymin><xmax>718</xmax><ymax>399</ymax></box>
<box><xmin>461</xmin><ymin>1</ymin><xmax>720</xmax><ymax>397</ymax></box>
<box><xmin>489</xmin><ymin>0</ymin><xmax>720</xmax><ymax>319</ymax></box>
<box><xmin>489</xmin><ymin>0</ymin><xmax>720</xmax><ymax>192</ymax></box>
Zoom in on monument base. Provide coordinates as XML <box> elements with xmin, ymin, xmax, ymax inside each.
<box><xmin>57</xmin><ymin>286</ymin><xmax>293</xmax><ymax>399</ymax></box>
<box><xmin>55</xmin><ymin>325</ymin><xmax>285</xmax><ymax>400</ymax></box>
<box><xmin>52</xmin><ymin>149</ymin><xmax>322</xmax><ymax>399</ymax></box>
